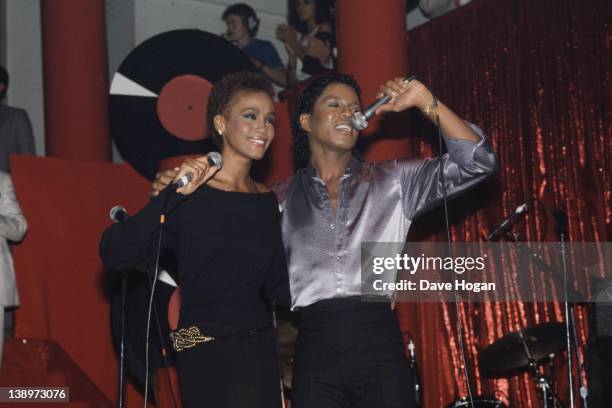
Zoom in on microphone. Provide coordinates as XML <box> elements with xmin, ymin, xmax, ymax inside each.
<box><xmin>110</xmin><ymin>206</ymin><xmax>129</xmax><ymax>223</ymax></box>
<box><xmin>171</xmin><ymin>152</ymin><xmax>223</xmax><ymax>189</ymax></box>
<box><xmin>487</xmin><ymin>203</ymin><xmax>528</xmax><ymax>241</ymax></box>
<box><xmin>552</xmin><ymin>209</ymin><xmax>568</xmax><ymax>236</ymax></box>
<box><xmin>206</xmin><ymin>151</ymin><xmax>223</xmax><ymax>169</ymax></box>
<box><xmin>351</xmin><ymin>75</ymin><xmax>417</xmax><ymax>131</ymax></box>
<box><xmin>172</xmin><ymin>173</ymin><xmax>193</xmax><ymax>189</ymax></box>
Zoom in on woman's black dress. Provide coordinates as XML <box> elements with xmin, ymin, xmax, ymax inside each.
<box><xmin>100</xmin><ymin>185</ymin><xmax>289</xmax><ymax>407</ymax></box>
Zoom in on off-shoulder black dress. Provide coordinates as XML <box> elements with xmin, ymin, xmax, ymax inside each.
<box><xmin>100</xmin><ymin>185</ymin><xmax>289</xmax><ymax>408</ymax></box>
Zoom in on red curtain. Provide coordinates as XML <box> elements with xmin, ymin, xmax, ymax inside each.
<box><xmin>394</xmin><ymin>0</ymin><xmax>611</xmax><ymax>406</ymax></box>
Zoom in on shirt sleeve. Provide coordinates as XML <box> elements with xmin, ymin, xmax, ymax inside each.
<box><xmin>263</xmin><ymin>42</ymin><xmax>284</xmax><ymax>68</ymax></box>
<box><xmin>398</xmin><ymin>124</ymin><xmax>497</xmax><ymax>221</ymax></box>
<box><xmin>0</xmin><ymin>174</ymin><xmax>27</xmax><ymax>242</ymax></box>
<box><xmin>99</xmin><ymin>188</ymin><xmax>185</xmax><ymax>273</ymax></box>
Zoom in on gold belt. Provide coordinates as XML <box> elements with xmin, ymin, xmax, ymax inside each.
<box><xmin>170</xmin><ymin>326</ymin><xmax>215</xmax><ymax>352</ymax></box>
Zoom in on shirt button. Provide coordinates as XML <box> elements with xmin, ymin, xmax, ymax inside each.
<box><xmin>336</xmin><ymin>255</ymin><xmax>341</xmax><ymax>260</ymax></box>
<box><xmin>336</xmin><ymin>287</ymin><xmax>342</xmax><ymax>293</ymax></box>
<box><xmin>330</xmin><ymin>224</ymin><xmax>335</xmax><ymax>230</ymax></box>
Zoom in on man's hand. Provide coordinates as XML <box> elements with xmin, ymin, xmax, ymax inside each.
<box><xmin>375</xmin><ymin>77</ymin><xmax>434</xmax><ymax>114</ymax></box>
<box><xmin>151</xmin><ymin>168</ymin><xmax>178</xmax><ymax>197</ymax></box>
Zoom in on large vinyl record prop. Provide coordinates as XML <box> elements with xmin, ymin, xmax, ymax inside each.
<box><xmin>110</xmin><ymin>29</ymin><xmax>256</xmax><ymax>179</ymax></box>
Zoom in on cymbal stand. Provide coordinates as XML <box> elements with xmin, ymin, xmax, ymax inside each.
<box><xmin>518</xmin><ymin>330</ymin><xmax>566</xmax><ymax>408</ymax></box>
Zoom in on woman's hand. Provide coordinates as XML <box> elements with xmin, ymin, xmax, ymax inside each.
<box><xmin>150</xmin><ymin>156</ymin><xmax>220</xmax><ymax>197</ymax></box>
<box><xmin>276</xmin><ymin>24</ymin><xmax>294</xmax><ymax>42</ymax></box>
<box><xmin>276</xmin><ymin>24</ymin><xmax>301</xmax><ymax>55</ymax></box>
<box><xmin>173</xmin><ymin>156</ymin><xmax>220</xmax><ymax>195</ymax></box>
<box><xmin>374</xmin><ymin>77</ymin><xmax>434</xmax><ymax>114</ymax></box>
<box><xmin>304</xmin><ymin>36</ymin><xmax>331</xmax><ymax>63</ymax></box>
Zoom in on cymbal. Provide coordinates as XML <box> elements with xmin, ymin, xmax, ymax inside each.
<box><xmin>478</xmin><ymin>322</ymin><xmax>566</xmax><ymax>377</ymax></box>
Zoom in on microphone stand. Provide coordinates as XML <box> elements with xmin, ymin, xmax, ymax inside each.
<box><xmin>554</xmin><ymin>210</ymin><xmax>590</xmax><ymax>408</ymax></box>
<box><xmin>502</xmin><ymin>218</ymin><xmax>589</xmax><ymax>407</ymax></box>
<box><xmin>402</xmin><ymin>331</ymin><xmax>422</xmax><ymax>407</ymax></box>
<box><xmin>556</xmin><ymin>213</ymin><xmax>574</xmax><ymax>407</ymax></box>
<box><xmin>118</xmin><ymin>273</ymin><xmax>127</xmax><ymax>408</ymax></box>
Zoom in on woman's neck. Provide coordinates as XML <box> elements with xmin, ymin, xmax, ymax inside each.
<box><xmin>213</xmin><ymin>151</ymin><xmax>255</xmax><ymax>191</ymax></box>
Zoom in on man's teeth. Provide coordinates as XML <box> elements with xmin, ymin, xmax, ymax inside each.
<box><xmin>336</xmin><ymin>124</ymin><xmax>352</xmax><ymax>132</ymax></box>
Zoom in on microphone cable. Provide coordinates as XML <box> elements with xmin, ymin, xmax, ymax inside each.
<box><xmin>143</xmin><ymin>209</ymin><xmax>178</xmax><ymax>408</ymax></box>
<box><xmin>432</xmin><ymin>98</ymin><xmax>475</xmax><ymax>406</ymax></box>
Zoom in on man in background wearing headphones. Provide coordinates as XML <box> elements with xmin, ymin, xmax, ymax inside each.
<box><xmin>223</xmin><ymin>3</ymin><xmax>292</xmax><ymax>88</ymax></box>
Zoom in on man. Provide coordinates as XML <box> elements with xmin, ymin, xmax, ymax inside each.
<box><xmin>0</xmin><ymin>65</ymin><xmax>36</xmax><ymax>173</ymax></box>
<box><xmin>154</xmin><ymin>73</ymin><xmax>497</xmax><ymax>407</ymax></box>
<box><xmin>0</xmin><ymin>171</ymin><xmax>27</xmax><ymax>366</ymax></box>
<box><xmin>222</xmin><ymin>3</ymin><xmax>290</xmax><ymax>87</ymax></box>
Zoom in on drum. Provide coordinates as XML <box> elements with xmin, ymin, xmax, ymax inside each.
<box><xmin>444</xmin><ymin>397</ymin><xmax>507</xmax><ymax>408</ymax></box>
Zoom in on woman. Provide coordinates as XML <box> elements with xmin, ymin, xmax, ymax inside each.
<box><xmin>276</xmin><ymin>0</ymin><xmax>335</xmax><ymax>82</ymax></box>
<box><xmin>100</xmin><ymin>72</ymin><xmax>289</xmax><ymax>408</ymax></box>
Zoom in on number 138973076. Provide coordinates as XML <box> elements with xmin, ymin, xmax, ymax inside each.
<box><xmin>0</xmin><ymin>387</ymin><xmax>69</xmax><ymax>402</ymax></box>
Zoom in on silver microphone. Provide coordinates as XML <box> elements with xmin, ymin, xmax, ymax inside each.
<box><xmin>487</xmin><ymin>203</ymin><xmax>528</xmax><ymax>241</ymax></box>
<box><xmin>206</xmin><ymin>151</ymin><xmax>223</xmax><ymax>169</ymax></box>
<box><xmin>351</xmin><ymin>75</ymin><xmax>417</xmax><ymax>131</ymax></box>
<box><xmin>172</xmin><ymin>172</ymin><xmax>193</xmax><ymax>189</ymax></box>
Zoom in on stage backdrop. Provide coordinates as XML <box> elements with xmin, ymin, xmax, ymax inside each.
<box><xmin>10</xmin><ymin>155</ymin><xmax>152</xmax><ymax>407</ymax></box>
<box><xmin>393</xmin><ymin>0</ymin><xmax>611</xmax><ymax>406</ymax></box>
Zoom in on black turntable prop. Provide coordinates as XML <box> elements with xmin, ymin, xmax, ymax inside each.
<box><xmin>109</xmin><ymin>29</ymin><xmax>256</xmax><ymax>179</ymax></box>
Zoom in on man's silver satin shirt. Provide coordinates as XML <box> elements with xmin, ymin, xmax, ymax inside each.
<box><xmin>272</xmin><ymin>127</ymin><xmax>497</xmax><ymax>310</ymax></box>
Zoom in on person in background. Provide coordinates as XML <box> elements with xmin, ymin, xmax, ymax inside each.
<box><xmin>223</xmin><ymin>3</ymin><xmax>291</xmax><ymax>87</ymax></box>
<box><xmin>0</xmin><ymin>65</ymin><xmax>36</xmax><ymax>173</ymax></box>
<box><xmin>276</xmin><ymin>0</ymin><xmax>335</xmax><ymax>83</ymax></box>
<box><xmin>0</xmin><ymin>171</ymin><xmax>27</xmax><ymax>366</ymax></box>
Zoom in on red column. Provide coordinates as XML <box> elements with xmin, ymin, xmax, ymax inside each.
<box><xmin>336</xmin><ymin>0</ymin><xmax>417</xmax><ymax>336</ymax></box>
<box><xmin>41</xmin><ymin>0</ymin><xmax>111</xmax><ymax>161</ymax></box>
<box><xmin>336</xmin><ymin>0</ymin><xmax>411</xmax><ymax>161</ymax></box>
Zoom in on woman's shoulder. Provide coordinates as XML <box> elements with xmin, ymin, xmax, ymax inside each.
<box><xmin>253</xmin><ymin>181</ymin><xmax>271</xmax><ymax>193</ymax></box>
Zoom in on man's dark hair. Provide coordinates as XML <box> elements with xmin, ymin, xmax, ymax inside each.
<box><xmin>222</xmin><ymin>3</ymin><xmax>260</xmax><ymax>37</ymax></box>
<box><xmin>292</xmin><ymin>73</ymin><xmax>362</xmax><ymax>168</ymax></box>
<box><xmin>207</xmin><ymin>71</ymin><xmax>274</xmax><ymax>148</ymax></box>
<box><xmin>0</xmin><ymin>65</ymin><xmax>8</xmax><ymax>101</ymax></box>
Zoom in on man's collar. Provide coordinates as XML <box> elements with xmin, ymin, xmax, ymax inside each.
<box><xmin>304</xmin><ymin>155</ymin><xmax>363</xmax><ymax>179</ymax></box>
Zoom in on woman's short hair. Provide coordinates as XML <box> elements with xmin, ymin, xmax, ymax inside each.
<box><xmin>292</xmin><ymin>73</ymin><xmax>362</xmax><ymax>168</ymax></box>
<box><xmin>207</xmin><ymin>71</ymin><xmax>274</xmax><ymax>148</ymax></box>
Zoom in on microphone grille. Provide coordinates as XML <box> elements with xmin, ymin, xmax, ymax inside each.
<box><xmin>207</xmin><ymin>151</ymin><xmax>223</xmax><ymax>169</ymax></box>
<box><xmin>109</xmin><ymin>206</ymin><xmax>127</xmax><ymax>222</ymax></box>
